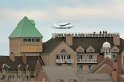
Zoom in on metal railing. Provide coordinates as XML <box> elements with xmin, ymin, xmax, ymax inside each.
<box><xmin>0</xmin><ymin>81</ymin><xmax>43</xmax><ymax>82</ymax></box>
<box><xmin>56</xmin><ymin>59</ymin><xmax>74</xmax><ymax>63</ymax></box>
<box><xmin>52</xmin><ymin>33</ymin><xmax>119</xmax><ymax>38</ymax></box>
<box><xmin>77</xmin><ymin>59</ymin><xmax>97</xmax><ymax>63</ymax></box>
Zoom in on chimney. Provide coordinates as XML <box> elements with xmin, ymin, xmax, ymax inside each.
<box><xmin>66</xmin><ymin>35</ymin><xmax>73</xmax><ymax>46</ymax></box>
<box><xmin>112</xmin><ymin>69</ymin><xmax>117</xmax><ymax>82</ymax></box>
<box><xmin>97</xmin><ymin>53</ymin><xmax>104</xmax><ymax>64</ymax></box>
<box><xmin>113</xmin><ymin>35</ymin><xmax>120</xmax><ymax>45</ymax></box>
<box><xmin>113</xmin><ymin>60</ymin><xmax>117</xmax><ymax>70</ymax></box>
<box><xmin>22</xmin><ymin>55</ymin><xmax>26</xmax><ymax>64</ymax></box>
<box><xmin>9</xmin><ymin>52</ymin><xmax>15</xmax><ymax>62</ymax></box>
<box><xmin>121</xmin><ymin>51</ymin><xmax>124</xmax><ymax>65</ymax></box>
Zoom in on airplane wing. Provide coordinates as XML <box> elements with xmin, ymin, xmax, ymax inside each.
<box><xmin>59</xmin><ymin>23</ymin><xmax>70</xmax><ymax>26</ymax></box>
<box><xmin>52</xmin><ymin>24</ymin><xmax>61</xmax><ymax>29</ymax></box>
<box><xmin>67</xmin><ymin>27</ymin><xmax>73</xmax><ymax>29</ymax></box>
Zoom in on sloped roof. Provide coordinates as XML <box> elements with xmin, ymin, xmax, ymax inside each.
<box><xmin>95</xmin><ymin>64</ymin><xmax>113</xmax><ymax>74</ymax></box>
<box><xmin>91</xmin><ymin>57</ymin><xmax>114</xmax><ymax>73</ymax></box>
<box><xmin>120</xmin><ymin>38</ymin><xmax>124</xmax><ymax>51</ymax></box>
<box><xmin>43</xmin><ymin>66</ymin><xmax>79</xmax><ymax>82</ymax></box>
<box><xmin>77</xmin><ymin>73</ymin><xmax>113</xmax><ymax>82</ymax></box>
<box><xmin>72</xmin><ymin>37</ymin><xmax>114</xmax><ymax>51</ymax></box>
<box><xmin>43</xmin><ymin>37</ymin><xmax>117</xmax><ymax>53</ymax></box>
<box><xmin>9</xmin><ymin>16</ymin><xmax>43</xmax><ymax>38</ymax></box>
<box><xmin>43</xmin><ymin>38</ymin><xmax>65</xmax><ymax>53</ymax></box>
<box><xmin>0</xmin><ymin>56</ymin><xmax>38</xmax><ymax>71</ymax></box>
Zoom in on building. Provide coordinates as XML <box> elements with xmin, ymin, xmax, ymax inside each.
<box><xmin>37</xmin><ymin>66</ymin><xmax>80</xmax><ymax>82</ymax></box>
<box><xmin>0</xmin><ymin>16</ymin><xmax>124</xmax><ymax>82</ymax></box>
<box><xmin>0</xmin><ymin>16</ymin><xmax>44</xmax><ymax>82</ymax></box>
<box><xmin>41</xmin><ymin>32</ymin><xmax>121</xmax><ymax>73</ymax></box>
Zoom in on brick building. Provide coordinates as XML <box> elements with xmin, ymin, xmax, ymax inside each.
<box><xmin>0</xmin><ymin>16</ymin><xmax>124</xmax><ymax>82</ymax></box>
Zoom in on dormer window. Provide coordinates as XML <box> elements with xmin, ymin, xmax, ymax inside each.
<box><xmin>2</xmin><ymin>64</ymin><xmax>10</xmax><ymax>79</ymax></box>
<box><xmin>86</xmin><ymin>46</ymin><xmax>95</xmax><ymax>53</ymax></box>
<box><xmin>2</xmin><ymin>64</ymin><xmax>10</xmax><ymax>71</ymax></box>
<box><xmin>61</xmin><ymin>49</ymin><xmax>66</xmax><ymax>53</ymax></box>
<box><xmin>26</xmin><ymin>65</ymin><xmax>31</xmax><ymax>71</ymax></box>
<box><xmin>111</xmin><ymin>46</ymin><xmax>119</xmax><ymax>53</ymax></box>
<box><xmin>76</xmin><ymin>46</ymin><xmax>84</xmax><ymax>52</ymax></box>
<box><xmin>18</xmin><ymin>64</ymin><xmax>23</xmax><ymax>71</ymax></box>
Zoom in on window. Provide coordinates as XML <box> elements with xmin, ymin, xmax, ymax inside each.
<box><xmin>28</xmin><ymin>38</ymin><xmax>31</xmax><ymax>42</ymax></box>
<box><xmin>88</xmin><ymin>64</ymin><xmax>93</xmax><ymax>69</ymax></box>
<box><xmin>88</xmin><ymin>54</ymin><xmax>93</xmax><ymax>59</ymax></box>
<box><xmin>36</xmin><ymin>38</ymin><xmax>40</xmax><ymax>42</ymax></box>
<box><xmin>113</xmin><ymin>55</ymin><xmax>115</xmax><ymax>58</ymax></box>
<box><xmin>77</xmin><ymin>53</ymin><xmax>83</xmax><ymax>59</ymax></box>
<box><xmin>67</xmin><ymin>55</ymin><xmax>70</xmax><ymax>59</ymax></box>
<box><xmin>23</xmin><ymin>39</ymin><xmax>27</xmax><ymax>42</ymax></box>
<box><xmin>61</xmin><ymin>55</ymin><xmax>63</xmax><ymax>59</ymax></box>
<box><xmin>61</xmin><ymin>49</ymin><xmax>66</xmax><ymax>53</ymax></box>
<box><xmin>8</xmin><ymin>75</ymin><xmax>12</xmax><ymax>80</ymax></box>
<box><xmin>79</xmin><ymin>64</ymin><xmax>82</xmax><ymax>69</ymax></box>
<box><xmin>56</xmin><ymin>55</ymin><xmax>59</xmax><ymax>59</ymax></box>
<box><xmin>64</xmin><ymin>55</ymin><xmax>66</xmax><ymax>59</ymax></box>
<box><xmin>77</xmin><ymin>64</ymin><xmax>83</xmax><ymax>73</ymax></box>
<box><xmin>32</xmin><ymin>38</ymin><xmax>34</xmax><ymax>42</ymax></box>
<box><xmin>23</xmin><ymin>38</ymin><xmax>41</xmax><ymax>42</ymax></box>
<box><xmin>57</xmin><ymin>54</ymin><xmax>71</xmax><ymax>60</ymax></box>
<box><xmin>12</xmin><ymin>75</ymin><xmax>14</xmax><ymax>80</ymax></box>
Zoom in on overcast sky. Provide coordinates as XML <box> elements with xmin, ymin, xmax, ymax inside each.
<box><xmin>1</xmin><ymin>0</ymin><xmax>124</xmax><ymax>55</ymax></box>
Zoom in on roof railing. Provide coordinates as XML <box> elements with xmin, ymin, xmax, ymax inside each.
<box><xmin>52</xmin><ymin>32</ymin><xmax>120</xmax><ymax>38</ymax></box>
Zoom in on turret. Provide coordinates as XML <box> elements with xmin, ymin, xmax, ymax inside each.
<box><xmin>102</xmin><ymin>42</ymin><xmax>112</xmax><ymax>59</ymax></box>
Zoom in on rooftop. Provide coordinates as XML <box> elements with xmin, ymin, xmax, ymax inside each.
<box><xmin>52</xmin><ymin>32</ymin><xmax>119</xmax><ymax>38</ymax></box>
<box><xmin>9</xmin><ymin>16</ymin><xmax>43</xmax><ymax>38</ymax></box>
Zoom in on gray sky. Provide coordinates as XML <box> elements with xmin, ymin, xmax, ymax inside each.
<box><xmin>0</xmin><ymin>0</ymin><xmax>124</xmax><ymax>55</ymax></box>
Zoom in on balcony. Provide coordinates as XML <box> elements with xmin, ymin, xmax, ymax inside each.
<box><xmin>77</xmin><ymin>59</ymin><xmax>97</xmax><ymax>63</ymax></box>
<box><xmin>56</xmin><ymin>59</ymin><xmax>74</xmax><ymax>63</ymax></box>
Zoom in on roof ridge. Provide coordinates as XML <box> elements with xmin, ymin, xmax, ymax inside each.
<box><xmin>20</xmin><ymin>16</ymin><xmax>27</xmax><ymax>37</ymax></box>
